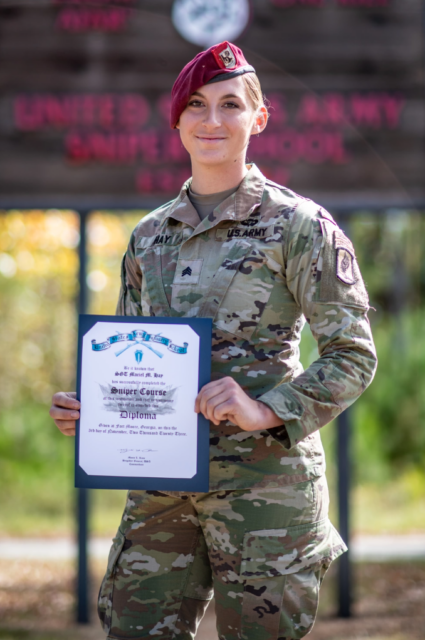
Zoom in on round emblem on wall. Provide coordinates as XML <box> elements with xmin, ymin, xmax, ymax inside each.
<box><xmin>172</xmin><ymin>0</ymin><xmax>250</xmax><ymax>47</ymax></box>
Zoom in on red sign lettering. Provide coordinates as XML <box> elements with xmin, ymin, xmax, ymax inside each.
<box><xmin>52</xmin><ymin>0</ymin><xmax>135</xmax><ymax>33</ymax></box>
<box><xmin>13</xmin><ymin>90</ymin><xmax>405</xmax><ymax>194</ymax></box>
<box><xmin>296</xmin><ymin>93</ymin><xmax>404</xmax><ymax>128</ymax></box>
<box><xmin>14</xmin><ymin>94</ymin><xmax>150</xmax><ymax>131</ymax></box>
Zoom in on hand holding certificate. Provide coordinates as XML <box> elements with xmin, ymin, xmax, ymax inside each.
<box><xmin>75</xmin><ymin>315</ymin><xmax>212</xmax><ymax>492</ymax></box>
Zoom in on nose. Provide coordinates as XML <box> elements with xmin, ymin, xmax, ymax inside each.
<box><xmin>202</xmin><ymin>104</ymin><xmax>221</xmax><ymax>129</ymax></box>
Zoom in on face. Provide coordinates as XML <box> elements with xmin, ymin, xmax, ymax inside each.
<box><xmin>176</xmin><ymin>75</ymin><xmax>267</xmax><ymax>169</ymax></box>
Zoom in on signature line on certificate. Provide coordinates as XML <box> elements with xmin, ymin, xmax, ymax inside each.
<box><xmin>119</xmin><ymin>448</ymin><xmax>158</xmax><ymax>454</ymax></box>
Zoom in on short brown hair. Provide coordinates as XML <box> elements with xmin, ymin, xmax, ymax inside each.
<box><xmin>242</xmin><ymin>73</ymin><xmax>270</xmax><ymax>119</ymax></box>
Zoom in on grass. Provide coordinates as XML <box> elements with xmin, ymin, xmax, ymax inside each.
<box><xmin>0</xmin><ymin>404</ymin><xmax>423</xmax><ymax>538</ymax></box>
<box><xmin>0</xmin><ymin>472</ymin><xmax>423</xmax><ymax>538</ymax></box>
<box><xmin>0</xmin><ymin>329</ymin><xmax>423</xmax><ymax>539</ymax></box>
<box><xmin>352</xmin><ymin>469</ymin><xmax>425</xmax><ymax>535</ymax></box>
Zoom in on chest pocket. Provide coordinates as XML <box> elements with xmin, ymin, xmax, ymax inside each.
<box><xmin>137</xmin><ymin>240</ymin><xmax>255</xmax><ymax>320</ymax></box>
<box><xmin>135</xmin><ymin>234</ymin><xmax>183</xmax><ymax>316</ymax></box>
<box><xmin>135</xmin><ymin>239</ymin><xmax>280</xmax><ymax>341</ymax></box>
<box><xmin>213</xmin><ymin>244</ymin><xmax>280</xmax><ymax>341</ymax></box>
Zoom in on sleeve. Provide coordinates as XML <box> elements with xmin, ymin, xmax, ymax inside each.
<box><xmin>259</xmin><ymin>204</ymin><xmax>377</xmax><ymax>449</ymax></box>
<box><xmin>115</xmin><ymin>230</ymin><xmax>143</xmax><ymax>317</ymax></box>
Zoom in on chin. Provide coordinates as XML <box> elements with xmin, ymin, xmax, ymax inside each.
<box><xmin>194</xmin><ymin>151</ymin><xmax>231</xmax><ymax>166</ymax></box>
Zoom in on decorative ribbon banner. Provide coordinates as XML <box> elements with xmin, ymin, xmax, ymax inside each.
<box><xmin>91</xmin><ymin>330</ymin><xmax>188</xmax><ymax>354</ymax></box>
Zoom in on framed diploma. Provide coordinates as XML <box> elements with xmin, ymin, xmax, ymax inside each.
<box><xmin>75</xmin><ymin>315</ymin><xmax>212</xmax><ymax>492</ymax></box>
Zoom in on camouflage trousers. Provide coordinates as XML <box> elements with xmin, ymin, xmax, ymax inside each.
<box><xmin>98</xmin><ymin>475</ymin><xmax>346</xmax><ymax>640</ymax></box>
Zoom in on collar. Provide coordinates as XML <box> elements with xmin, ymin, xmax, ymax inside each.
<box><xmin>162</xmin><ymin>164</ymin><xmax>266</xmax><ymax>232</ymax></box>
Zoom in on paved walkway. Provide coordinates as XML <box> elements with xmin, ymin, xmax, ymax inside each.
<box><xmin>0</xmin><ymin>534</ymin><xmax>424</xmax><ymax>562</ymax></box>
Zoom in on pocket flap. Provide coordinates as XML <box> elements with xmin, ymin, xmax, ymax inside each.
<box><xmin>105</xmin><ymin>529</ymin><xmax>126</xmax><ymax>577</ymax></box>
<box><xmin>241</xmin><ymin>518</ymin><xmax>346</xmax><ymax>578</ymax></box>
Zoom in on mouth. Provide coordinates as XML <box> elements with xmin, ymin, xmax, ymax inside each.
<box><xmin>196</xmin><ymin>136</ymin><xmax>226</xmax><ymax>141</ymax></box>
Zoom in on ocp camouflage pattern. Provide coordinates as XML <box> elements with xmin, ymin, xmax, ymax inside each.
<box><xmin>115</xmin><ymin>164</ymin><xmax>377</xmax><ymax>492</ymax></box>
<box><xmin>98</xmin><ymin>477</ymin><xmax>346</xmax><ymax>639</ymax></box>
<box><xmin>99</xmin><ymin>164</ymin><xmax>376</xmax><ymax>639</ymax></box>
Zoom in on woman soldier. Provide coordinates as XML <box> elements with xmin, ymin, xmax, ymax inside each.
<box><xmin>50</xmin><ymin>42</ymin><xmax>377</xmax><ymax>640</ymax></box>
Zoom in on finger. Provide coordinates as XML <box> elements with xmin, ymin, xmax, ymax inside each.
<box><xmin>195</xmin><ymin>379</ymin><xmax>226</xmax><ymax>413</ymax></box>
<box><xmin>211</xmin><ymin>398</ymin><xmax>239</xmax><ymax>425</ymax></box>
<box><xmin>60</xmin><ymin>423</ymin><xmax>76</xmax><ymax>433</ymax></box>
<box><xmin>201</xmin><ymin>378</ymin><xmax>236</xmax><ymax>394</ymax></box>
<box><xmin>198</xmin><ymin>378</ymin><xmax>242</xmax><ymax>419</ymax></box>
<box><xmin>195</xmin><ymin>380</ymin><xmax>220</xmax><ymax>413</ymax></box>
<box><xmin>203</xmin><ymin>390</ymin><xmax>236</xmax><ymax>424</ymax></box>
<box><xmin>59</xmin><ymin>426</ymin><xmax>76</xmax><ymax>436</ymax></box>
<box><xmin>199</xmin><ymin>384</ymin><xmax>231</xmax><ymax>420</ymax></box>
<box><xmin>52</xmin><ymin>391</ymin><xmax>80</xmax><ymax>410</ymax></box>
<box><xmin>50</xmin><ymin>406</ymin><xmax>79</xmax><ymax>421</ymax></box>
<box><xmin>55</xmin><ymin>420</ymin><xmax>77</xmax><ymax>434</ymax></box>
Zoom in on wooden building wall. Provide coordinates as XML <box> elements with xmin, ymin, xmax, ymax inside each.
<box><xmin>0</xmin><ymin>0</ymin><xmax>423</xmax><ymax>207</ymax></box>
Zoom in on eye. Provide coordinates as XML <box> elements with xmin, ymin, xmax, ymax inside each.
<box><xmin>188</xmin><ymin>99</ymin><xmax>204</xmax><ymax>107</ymax></box>
<box><xmin>223</xmin><ymin>101</ymin><xmax>239</xmax><ymax>109</ymax></box>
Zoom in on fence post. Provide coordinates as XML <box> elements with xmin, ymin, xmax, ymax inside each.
<box><xmin>335</xmin><ymin>212</ymin><xmax>352</xmax><ymax>618</ymax></box>
<box><xmin>337</xmin><ymin>407</ymin><xmax>351</xmax><ymax>617</ymax></box>
<box><xmin>77</xmin><ymin>210</ymin><xmax>90</xmax><ymax>623</ymax></box>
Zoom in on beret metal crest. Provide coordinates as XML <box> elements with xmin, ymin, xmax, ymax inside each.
<box><xmin>170</xmin><ymin>41</ymin><xmax>255</xmax><ymax>129</ymax></box>
<box><xmin>212</xmin><ymin>42</ymin><xmax>237</xmax><ymax>69</ymax></box>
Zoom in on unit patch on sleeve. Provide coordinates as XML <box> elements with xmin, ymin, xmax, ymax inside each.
<box><xmin>318</xmin><ymin>224</ymin><xmax>369</xmax><ymax>308</ymax></box>
<box><xmin>336</xmin><ymin>248</ymin><xmax>356</xmax><ymax>285</ymax></box>
<box><xmin>334</xmin><ymin>229</ymin><xmax>357</xmax><ymax>285</ymax></box>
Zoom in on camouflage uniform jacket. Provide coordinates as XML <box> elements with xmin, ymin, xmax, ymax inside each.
<box><xmin>116</xmin><ymin>164</ymin><xmax>377</xmax><ymax>491</ymax></box>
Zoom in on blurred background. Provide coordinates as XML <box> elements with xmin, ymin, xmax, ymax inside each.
<box><xmin>0</xmin><ymin>1</ymin><xmax>424</xmax><ymax>639</ymax></box>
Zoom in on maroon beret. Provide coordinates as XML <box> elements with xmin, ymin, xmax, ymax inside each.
<box><xmin>170</xmin><ymin>41</ymin><xmax>255</xmax><ymax>129</ymax></box>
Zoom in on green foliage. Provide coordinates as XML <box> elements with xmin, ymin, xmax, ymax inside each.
<box><xmin>0</xmin><ymin>209</ymin><xmax>424</xmax><ymax>536</ymax></box>
<box><xmin>346</xmin><ymin>211</ymin><xmax>425</xmax><ymax>481</ymax></box>
<box><xmin>353</xmin><ymin>469</ymin><xmax>425</xmax><ymax>534</ymax></box>
<box><xmin>354</xmin><ymin>310</ymin><xmax>425</xmax><ymax>481</ymax></box>
<box><xmin>0</xmin><ymin>402</ymin><xmax>74</xmax><ymax>534</ymax></box>
<box><xmin>348</xmin><ymin>211</ymin><xmax>425</xmax><ymax>313</ymax></box>
<box><xmin>0</xmin><ymin>210</ymin><xmax>144</xmax><ymax>536</ymax></box>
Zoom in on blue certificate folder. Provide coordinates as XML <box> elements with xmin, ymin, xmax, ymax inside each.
<box><xmin>75</xmin><ymin>315</ymin><xmax>212</xmax><ymax>492</ymax></box>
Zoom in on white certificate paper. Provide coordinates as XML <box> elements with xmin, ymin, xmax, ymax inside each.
<box><xmin>76</xmin><ymin>316</ymin><xmax>211</xmax><ymax>490</ymax></box>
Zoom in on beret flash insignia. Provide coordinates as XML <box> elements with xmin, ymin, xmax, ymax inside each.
<box><xmin>213</xmin><ymin>43</ymin><xmax>237</xmax><ymax>69</ymax></box>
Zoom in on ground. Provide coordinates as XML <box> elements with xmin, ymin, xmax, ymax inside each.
<box><xmin>0</xmin><ymin>558</ymin><xmax>424</xmax><ymax>640</ymax></box>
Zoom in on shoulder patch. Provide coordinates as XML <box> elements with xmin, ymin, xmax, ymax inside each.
<box><xmin>334</xmin><ymin>229</ymin><xmax>356</xmax><ymax>285</ymax></box>
<box><xmin>336</xmin><ymin>248</ymin><xmax>356</xmax><ymax>285</ymax></box>
<box><xmin>319</xmin><ymin>226</ymin><xmax>369</xmax><ymax>308</ymax></box>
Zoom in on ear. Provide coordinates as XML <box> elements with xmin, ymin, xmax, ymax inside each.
<box><xmin>250</xmin><ymin>105</ymin><xmax>268</xmax><ymax>136</ymax></box>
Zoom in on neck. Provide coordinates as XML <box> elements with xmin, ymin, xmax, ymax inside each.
<box><xmin>190</xmin><ymin>157</ymin><xmax>248</xmax><ymax>195</ymax></box>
